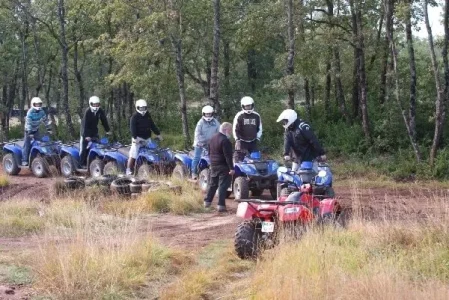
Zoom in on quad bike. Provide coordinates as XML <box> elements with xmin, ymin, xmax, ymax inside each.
<box><xmin>2</xmin><ymin>135</ymin><xmax>62</xmax><ymax>178</ymax></box>
<box><xmin>172</xmin><ymin>147</ymin><xmax>210</xmax><ymax>192</ymax></box>
<box><xmin>102</xmin><ymin>138</ymin><xmax>175</xmax><ymax>179</ymax></box>
<box><xmin>234</xmin><ymin>185</ymin><xmax>343</xmax><ymax>259</ymax></box>
<box><xmin>276</xmin><ymin>161</ymin><xmax>335</xmax><ymax>199</ymax></box>
<box><xmin>231</xmin><ymin>151</ymin><xmax>280</xmax><ymax>200</ymax></box>
<box><xmin>59</xmin><ymin>137</ymin><xmax>117</xmax><ymax>178</ymax></box>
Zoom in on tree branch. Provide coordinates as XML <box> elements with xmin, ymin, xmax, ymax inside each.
<box><xmin>306</xmin><ymin>17</ymin><xmax>352</xmax><ymax>34</ymax></box>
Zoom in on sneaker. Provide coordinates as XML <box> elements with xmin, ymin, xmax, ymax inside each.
<box><xmin>126</xmin><ymin>168</ymin><xmax>132</xmax><ymax>176</ymax></box>
<box><xmin>217</xmin><ymin>205</ymin><xmax>227</xmax><ymax>213</ymax></box>
<box><xmin>21</xmin><ymin>161</ymin><xmax>28</xmax><ymax>166</ymax></box>
<box><xmin>191</xmin><ymin>174</ymin><xmax>198</xmax><ymax>180</ymax></box>
<box><xmin>204</xmin><ymin>201</ymin><xmax>212</xmax><ymax>208</ymax></box>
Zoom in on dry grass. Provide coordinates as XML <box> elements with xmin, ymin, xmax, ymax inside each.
<box><xmin>0</xmin><ymin>174</ymin><xmax>10</xmax><ymax>187</ymax></box>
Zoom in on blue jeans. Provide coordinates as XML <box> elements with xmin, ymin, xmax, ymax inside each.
<box><xmin>204</xmin><ymin>166</ymin><xmax>232</xmax><ymax>206</ymax></box>
<box><xmin>22</xmin><ymin>131</ymin><xmax>40</xmax><ymax>164</ymax></box>
<box><xmin>191</xmin><ymin>146</ymin><xmax>204</xmax><ymax>175</ymax></box>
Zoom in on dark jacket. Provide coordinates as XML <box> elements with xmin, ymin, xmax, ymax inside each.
<box><xmin>81</xmin><ymin>108</ymin><xmax>110</xmax><ymax>138</ymax></box>
<box><xmin>233</xmin><ymin>111</ymin><xmax>262</xmax><ymax>142</ymax></box>
<box><xmin>209</xmin><ymin>132</ymin><xmax>234</xmax><ymax>170</ymax></box>
<box><xmin>284</xmin><ymin>119</ymin><xmax>325</xmax><ymax>162</ymax></box>
<box><xmin>130</xmin><ymin>111</ymin><xmax>160</xmax><ymax>139</ymax></box>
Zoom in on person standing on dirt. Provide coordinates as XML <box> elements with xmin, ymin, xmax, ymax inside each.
<box><xmin>204</xmin><ymin>122</ymin><xmax>235</xmax><ymax>213</ymax></box>
<box><xmin>126</xmin><ymin>99</ymin><xmax>163</xmax><ymax>176</ymax></box>
<box><xmin>22</xmin><ymin>97</ymin><xmax>53</xmax><ymax>166</ymax></box>
<box><xmin>277</xmin><ymin>109</ymin><xmax>326</xmax><ymax>172</ymax></box>
<box><xmin>79</xmin><ymin>96</ymin><xmax>111</xmax><ymax>168</ymax></box>
<box><xmin>191</xmin><ymin>105</ymin><xmax>220</xmax><ymax>180</ymax></box>
<box><xmin>232</xmin><ymin>96</ymin><xmax>262</xmax><ymax>163</ymax></box>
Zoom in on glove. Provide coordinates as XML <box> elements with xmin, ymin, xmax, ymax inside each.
<box><xmin>284</xmin><ymin>155</ymin><xmax>291</xmax><ymax>161</ymax></box>
<box><xmin>156</xmin><ymin>135</ymin><xmax>163</xmax><ymax>141</ymax></box>
<box><xmin>85</xmin><ymin>137</ymin><xmax>92</xmax><ymax>142</ymax></box>
<box><xmin>197</xmin><ymin>142</ymin><xmax>204</xmax><ymax>147</ymax></box>
<box><xmin>47</xmin><ymin>130</ymin><xmax>53</xmax><ymax>135</ymax></box>
<box><xmin>105</xmin><ymin>132</ymin><xmax>111</xmax><ymax>136</ymax></box>
<box><xmin>28</xmin><ymin>134</ymin><xmax>34</xmax><ymax>139</ymax></box>
<box><xmin>319</xmin><ymin>155</ymin><xmax>327</xmax><ymax>162</ymax></box>
<box><xmin>235</xmin><ymin>140</ymin><xmax>241</xmax><ymax>151</ymax></box>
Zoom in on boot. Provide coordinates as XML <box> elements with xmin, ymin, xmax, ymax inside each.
<box><xmin>127</xmin><ymin>158</ymin><xmax>136</xmax><ymax>176</ymax></box>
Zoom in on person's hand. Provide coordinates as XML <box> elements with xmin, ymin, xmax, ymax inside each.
<box><xmin>28</xmin><ymin>133</ymin><xmax>34</xmax><ymax>139</ymax></box>
<box><xmin>156</xmin><ymin>135</ymin><xmax>163</xmax><ymax>141</ymax></box>
<box><xmin>197</xmin><ymin>142</ymin><xmax>204</xmax><ymax>147</ymax></box>
<box><xmin>105</xmin><ymin>131</ymin><xmax>111</xmax><ymax>136</ymax></box>
<box><xmin>284</xmin><ymin>155</ymin><xmax>291</xmax><ymax>161</ymax></box>
<box><xmin>229</xmin><ymin>170</ymin><xmax>235</xmax><ymax>176</ymax></box>
<box><xmin>85</xmin><ymin>137</ymin><xmax>92</xmax><ymax>142</ymax></box>
<box><xmin>47</xmin><ymin>130</ymin><xmax>53</xmax><ymax>135</ymax></box>
<box><xmin>319</xmin><ymin>154</ymin><xmax>327</xmax><ymax>162</ymax></box>
<box><xmin>235</xmin><ymin>140</ymin><xmax>241</xmax><ymax>151</ymax></box>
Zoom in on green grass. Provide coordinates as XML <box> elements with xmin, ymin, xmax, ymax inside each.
<box><xmin>0</xmin><ymin>264</ymin><xmax>33</xmax><ymax>285</ymax></box>
<box><xmin>0</xmin><ymin>175</ymin><xmax>10</xmax><ymax>187</ymax></box>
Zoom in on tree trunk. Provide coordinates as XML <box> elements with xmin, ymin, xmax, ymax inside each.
<box><xmin>223</xmin><ymin>40</ymin><xmax>230</xmax><ymax>92</ymax></box>
<box><xmin>20</xmin><ymin>25</ymin><xmax>29</xmax><ymax>125</ymax></box>
<box><xmin>405</xmin><ymin>0</ymin><xmax>418</xmax><ymax>147</ymax></box>
<box><xmin>350</xmin><ymin>5</ymin><xmax>360</xmax><ymax>118</ymax></box>
<box><xmin>286</xmin><ymin>0</ymin><xmax>295</xmax><ymax>109</ymax></box>
<box><xmin>209</xmin><ymin>0</ymin><xmax>221</xmax><ymax>114</ymax></box>
<box><xmin>334</xmin><ymin>46</ymin><xmax>349</xmax><ymax>123</ymax></box>
<box><xmin>385</xmin><ymin>0</ymin><xmax>421</xmax><ymax>162</ymax></box>
<box><xmin>247</xmin><ymin>49</ymin><xmax>257</xmax><ymax>93</ymax></box>
<box><xmin>304</xmin><ymin>78</ymin><xmax>312</xmax><ymax>121</ymax></box>
<box><xmin>443</xmin><ymin>0</ymin><xmax>449</xmax><ymax>155</ymax></box>
<box><xmin>45</xmin><ymin>67</ymin><xmax>58</xmax><ymax>135</ymax></box>
<box><xmin>426</xmin><ymin>0</ymin><xmax>446</xmax><ymax>165</ymax></box>
<box><xmin>74</xmin><ymin>41</ymin><xmax>86</xmax><ymax>119</ymax></box>
<box><xmin>324</xmin><ymin>60</ymin><xmax>332</xmax><ymax>116</ymax></box>
<box><xmin>171</xmin><ymin>37</ymin><xmax>191</xmax><ymax>147</ymax></box>
<box><xmin>58</xmin><ymin>0</ymin><xmax>76</xmax><ymax>138</ymax></box>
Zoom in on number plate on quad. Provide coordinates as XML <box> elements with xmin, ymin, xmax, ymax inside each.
<box><xmin>261</xmin><ymin>222</ymin><xmax>275</xmax><ymax>233</ymax></box>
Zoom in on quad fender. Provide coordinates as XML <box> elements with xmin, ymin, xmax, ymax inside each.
<box><xmin>104</xmin><ymin>151</ymin><xmax>127</xmax><ymax>165</ymax></box>
<box><xmin>278</xmin><ymin>204</ymin><xmax>313</xmax><ymax>223</ymax></box>
<box><xmin>234</xmin><ymin>163</ymin><xmax>257</xmax><ymax>176</ymax></box>
<box><xmin>198</xmin><ymin>157</ymin><xmax>209</xmax><ymax>169</ymax></box>
<box><xmin>138</xmin><ymin>151</ymin><xmax>160</xmax><ymax>163</ymax></box>
<box><xmin>88</xmin><ymin>148</ymin><xmax>104</xmax><ymax>162</ymax></box>
<box><xmin>3</xmin><ymin>144</ymin><xmax>22</xmax><ymax>157</ymax></box>
<box><xmin>277</xmin><ymin>168</ymin><xmax>302</xmax><ymax>187</ymax></box>
<box><xmin>60</xmin><ymin>146</ymin><xmax>80</xmax><ymax>160</ymax></box>
<box><xmin>174</xmin><ymin>153</ymin><xmax>192</xmax><ymax>167</ymax></box>
<box><xmin>236</xmin><ymin>202</ymin><xmax>258</xmax><ymax>219</ymax></box>
<box><xmin>319</xmin><ymin>198</ymin><xmax>340</xmax><ymax>217</ymax></box>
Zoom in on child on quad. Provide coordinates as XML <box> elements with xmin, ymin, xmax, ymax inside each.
<box><xmin>232</xmin><ymin>96</ymin><xmax>262</xmax><ymax>163</ymax></box>
<box><xmin>79</xmin><ymin>96</ymin><xmax>111</xmax><ymax>168</ymax></box>
<box><xmin>22</xmin><ymin>97</ymin><xmax>52</xmax><ymax>166</ymax></box>
<box><xmin>126</xmin><ymin>99</ymin><xmax>163</xmax><ymax>176</ymax></box>
<box><xmin>276</xmin><ymin>109</ymin><xmax>326</xmax><ymax>171</ymax></box>
<box><xmin>191</xmin><ymin>105</ymin><xmax>220</xmax><ymax>180</ymax></box>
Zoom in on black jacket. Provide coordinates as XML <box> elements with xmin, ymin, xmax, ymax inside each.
<box><xmin>284</xmin><ymin>119</ymin><xmax>325</xmax><ymax>162</ymax></box>
<box><xmin>130</xmin><ymin>111</ymin><xmax>160</xmax><ymax>139</ymax></box>
<box><xmin>233</xmin><ymin>111</ymin><xmax>262</xmax><ymax>142</ymax></box>
<box><xmin>209</xmin><ymin>132</ymin><xmax>234</xmax><ymax>170</ymax></box>
<box><xmin>81</xmin><ymin>108</ymin><xmax>110</xmax><ymax>138</ymax></box>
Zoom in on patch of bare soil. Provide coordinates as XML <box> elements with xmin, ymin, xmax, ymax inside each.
<box><xmin>0</xmin><ymin>285</ymin><xmax>31</xmax><ymax>300</ymax></box>
<box><xmin>0</xmin><ymin>171</ymin><xmax>54</xmax><ymax>202</ymax></box>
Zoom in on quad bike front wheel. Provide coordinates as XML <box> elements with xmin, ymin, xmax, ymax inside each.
<box><xmin>172</xmin><ymin>163</ymin><xmax>188</xmax><ymax>179</ymax></box>
<box><xmin>234</xmin><ymin>221</ymin><xmax>261</xmax><ymax>259</ymax></box>
<box><xmin>233</xmin><ymin>177</ymin><xmax>249</xmax><ymax>200</ymax></box>
<box><xmin>60</xmin><ymin>155</ymin><xmax>76</xmax><ymax>177</ymax></box>
<box><xmin>137</xmin><ymin>163</ymin><xmax>154</xmax><ymax>180</ymax></box>
<box><xmin>198</xmin><ymin>168</ymin><xmax>209</xmax><ymax>193</ymax></box>
<box><xmin>31</xmin><ymin>156</ymin><xmax>49</xmax><ymax>178</ymax></box>
<box><xmin>89</xmin><ymin>158</ymin><xmax>104</xmax><ymax>178</ymax></box>
<box><xmin>103</xmin><ymin>161</ymin><xmax>125</xmax><ymax>176</ymax></box>
<box><xmin>2</xmin><ymin>153</ymin><xmax>20</xmax><ymax>175</ymax></box>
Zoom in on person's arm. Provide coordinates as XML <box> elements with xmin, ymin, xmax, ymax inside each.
<box><xmin>148</xmin><ymin>114</ymin><xmax>161</xmax><ymax>136</ymax></box>
<box><xmin>300</xmin><ymin>123</ymin><xmax>325</xmax><ymax>156</ymax></box>
<box><xmin>232</xmin><ymin>113</ymin><xmax>240</xmax><ymax>140</ymax></box>
<box><xmin>99</xmin><ymin>109</ymin><xmax>111</xmax><ymax>133</ymax></box>
<box><xmin>256</xmin><ymin>113</ymin><xmax>262</xmax><ymax>140</ymax></box>
<box><xmin>24</xmin><ymin>109</ymin><xmax>33</xmax><ymax>133</ymax></box>
<box><xmin>283</xmin><ymin>131</ymin><xmax>291</xmax><ymax>156</ymax></box>
<box><xmin>223</xmin><ymin>138</ymin><xmax>234</xmax><ymax>170</ymax></box>
<box><xmin>41</xmin><ymin>111</ymin><xmax>52</xmax><ymax>132</ymax></box>
<box><xmin>130</xmin><ymin>114</ymin><xmax>137</xmax><ymax>139</ymax></box>
<box><xmin>194</xmin><ymin>120</ymin><xmax>204</xmax><ymax>146</ymax></box>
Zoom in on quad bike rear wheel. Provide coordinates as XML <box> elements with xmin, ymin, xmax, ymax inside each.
<box><xmin>233</xmin><ymin>177</ymin><xmax>249</xmax><ymax>200</ymax></box>
<box><xmin>234</xmin><ymin>221</ymin><xmax>261</xmax><ymax>259</ymax></box>
<box><xmin>137</xmin><ymin>163</ymin><xmax>153</xmax><ymax>180</ymax></box>
<box><xmin>31</xmin><ymin>156</ymin><xmax>49</xmax><ymax>178</ymax></box>
<box><xmin>60</xmin><ymin>155</ymin><xmax>76</xmax><ymax>177</ymax></box>
<box><xmin>89</xmin><ymin>158</ymin><xmax>104</xmax><ymax>178</ymax></box>
<box><xmin>172</xmin><ymin>163</ymin><xmax>188</xmax><ymax>179</ymax></box>
<box><xmin>198</xmin><ymin>168</ymin><xmax>209</xmax><ymax>193</ymax></box>
<box><xmin>3</xmin><ymin>153</ymin><xmax>19</xmax><ymax>175</ymax></box>
<box><xmin>104</xmin><ymin>161</ymin><xmax>125</xmax><ymax>176</ymax></box>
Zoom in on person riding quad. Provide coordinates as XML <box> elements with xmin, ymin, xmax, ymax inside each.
<box><xmin>276</xmin><ymin>109</ymin><xmax>326</xmax><ymax>172</ymax></box>
<box><xmin>191</xmin><ymin>105</ymin><xmax>220</xmax><ymax>180</ymax></box>
<box><xmin>22</xmin><ymin>97</ymin><xmax>52</xmax><ymax>166</ymax></box>
<box><xmin>79</xmin><ymin>96</ymin><xmax>111</xmax><ymax>168</ymax></box>
<box><xmin>126</xmin><ymin>99</ymin><xmax>162</xmax><ymax>176</ymax></box>
<box><xmin>232</xmin><ymin>96</ymin><xmax>262</xmax><ymax>163</ymax></box>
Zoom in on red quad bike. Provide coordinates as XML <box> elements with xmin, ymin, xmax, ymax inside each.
<box><xmin>234</xmin><ymin>184</ymin><xmax>344</xmax><ymax>259</ymax></box>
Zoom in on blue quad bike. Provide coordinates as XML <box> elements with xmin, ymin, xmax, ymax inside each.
<box><xmin>171</xmin><ymin>147</ymin><xmax>211</xmax><ymax>192</ymax></box>
<box><xmin>2</xmin><ymin>135</ymin><xmax>62</xmax><ymax>178</ymax></box>
<box><xmin>59</xmin><ymin>137</ymin><xmax>117</xmax><ymax>178</ymax></box>
<box><xmin>230</xmin><ymin>151</ymin><xmax>280</xmax><ymax>200</ymax></box>
<box><xmin>102</xmin><ymin>139</ymin><xmax>176</xmax><ymax>179</ymax></box>
<box><xmin>276</xmin><ymin>161</ymin><xmax>334</xmax><ymax>198</ymax></box>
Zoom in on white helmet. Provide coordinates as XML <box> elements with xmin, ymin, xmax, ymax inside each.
<box><xmin>202</xmin><ymin>105</ymin><xmax>214</xmax><ymax>122</ymax></box>
<box><xmin>135</xmin><ymin>99</ymin><xmax>147</xmax><ymax>116</ymax></box>
<box><xmin>89</xmin><ymin>96</ymin><xmax>100</xmax><ymax>113</ymax></box>
<box><xmin>31</xmin><ymin>97</ymin><xmax>43</xmax><ymax>111</ymax></box>
<box><xmin>277</xmin><ymin>109</ymin><xmax>298</xmax><ymax>129</ymax></box>
<box><xmin>241</xmin><ymin>96</ymin><xmax>254</xmax><ymax>114</ymax></box>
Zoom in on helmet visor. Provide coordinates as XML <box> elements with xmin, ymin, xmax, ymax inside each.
<box><xmin>90</xmin><ymin>102</ymin><xmax>100</xmax><ymax>108</ymax></box>
<box><xmin>203</xmin><ymin>113</ymin><xmax>213</xmax><ymax>118</ymax></box>
<box><xmin>33</xmin><ymin>102</ymin><xmax>43</xmax><ymax>107</ymax></box>
<box><xmin>137</xmin><ymin>106</ymin><xmax>147</xmax><ymax>112</ymax></box>
<box><xmin>243</xmin><ymin>105</ymin><xmax>253</xmax><ymax>110</ymax></box>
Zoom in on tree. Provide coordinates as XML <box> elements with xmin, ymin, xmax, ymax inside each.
<box><xmin>209</xmin><ymin>0</ymin><xmax>221</xmax><ymax>114</ymax></box>
<box><xmin>286</xmin><ymin>0</ymin><xmax>295</xmax><ymax>109</ymax></box>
